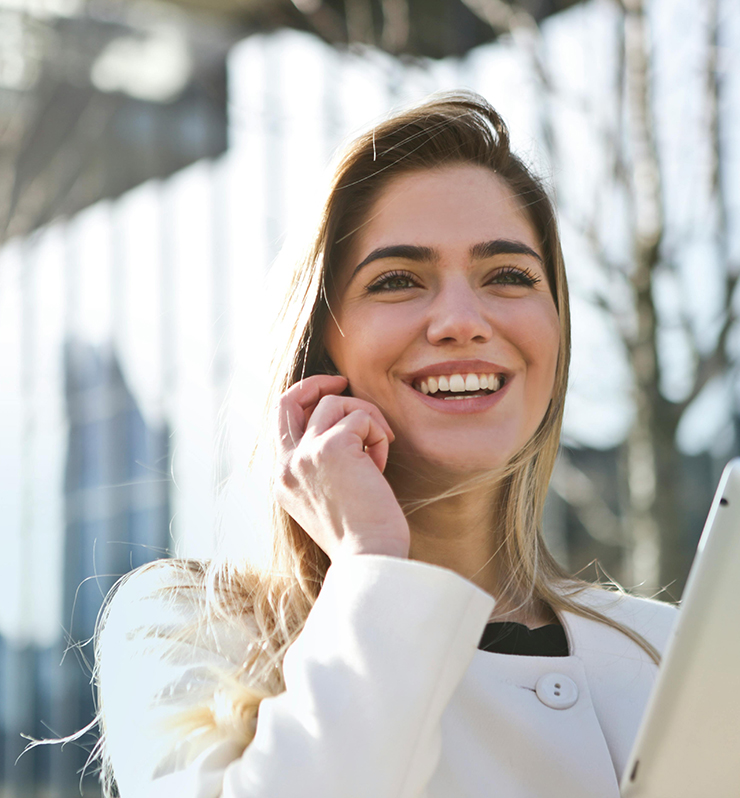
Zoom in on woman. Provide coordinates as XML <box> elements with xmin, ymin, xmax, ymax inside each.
<box><xmin>94</xmin><ymin>92</ymin><xmax>677</xmax><ymax>798</ymax></box>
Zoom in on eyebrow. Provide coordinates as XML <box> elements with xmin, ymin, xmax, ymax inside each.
<box><xmin>469</xmin><ymin>239</ymin><xmax>543</xmax><ymax>263</ymax></box>
<box><xmin>351</xmin><ymin>244</ymin><xmax>437</xmax><ymax>280</ymax></box>
<box><xmin>350</xmin><ymin>239</ymin><xmax>542</xmax><ymax>281</ymax></box>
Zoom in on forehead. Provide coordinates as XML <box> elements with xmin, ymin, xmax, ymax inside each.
<box><xmin>349</xmin><ymin>164</ymin><xmax>541</xmax><ymax>263</ymax></box>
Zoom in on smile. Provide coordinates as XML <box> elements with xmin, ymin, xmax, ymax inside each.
<box><xmin>412</xmin><ymin>372</ymin><xmax>506</xmax><ymax>399</ymax></box>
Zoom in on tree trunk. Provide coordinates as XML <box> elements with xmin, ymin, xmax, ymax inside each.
<box><xmin>621</xmin><ymin>0</ymin><xmax>675</xmax><ymax>595</ymax></box>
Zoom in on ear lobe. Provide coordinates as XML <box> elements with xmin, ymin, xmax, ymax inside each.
<box><xmin>319</xmin><ymin>353</ymin><xmax>341</xmax><ymax>377</ymax></box>
<box><xmin>315</xmin><ymin>351</ymin><xmax>351</xmax><ymax>395</ymax></box>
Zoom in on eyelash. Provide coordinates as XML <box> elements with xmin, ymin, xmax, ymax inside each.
<box><xmin>365</xmin><ymin>266</ymin><xmax>542</xmax><ymax>293</ymax></box>
<box><xmin>492</xmin><ymin>266</ymin><xmax>542</xmax><ymax>287</ymax></box>
<box><xmin>365</xmin><ymin>270</ymin><xmax>419</xmax><ymax>293</ymax></box>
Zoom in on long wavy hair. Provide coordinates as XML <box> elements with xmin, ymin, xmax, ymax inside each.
<box><xmin>76</xmin><ymin>91</ymin><xmax>660</xmax><ymax>796</ymax></box>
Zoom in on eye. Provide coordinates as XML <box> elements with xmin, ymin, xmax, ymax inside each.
<box><xmin>487</xmin><ymin>266</ymin><xmax>542</xmax><ymax>288</ymax></box>
<box><xmin>365</xmin><ymin>270</ymin><xmax>420</xmax><ymax>293</ymax></box>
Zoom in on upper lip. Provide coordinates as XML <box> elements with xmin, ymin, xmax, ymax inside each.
<box><xmin>403</xmin><ymin>359</ymin><xmax>512</xmax><ymax>382</ymax></box>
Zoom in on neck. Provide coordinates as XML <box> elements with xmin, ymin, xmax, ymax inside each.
<box><xmin>387</xmin><ymin>462</ymin><xmax>553</xmax><ymax>628</ymax></box>
<box><xmin>405</xmin><ymin>488</ymin><xmax>501</xmax><ymax>594</ymax></box>
<box><xmin>387</xmin><ymin>460</ymin><xmax>504</xmax><ymax>594</ymax></box>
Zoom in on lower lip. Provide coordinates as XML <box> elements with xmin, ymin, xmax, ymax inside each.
<box><xmin>404</xmin><ymin>379</ymin><xmax>511</xmax><ymax>413</ymax></box>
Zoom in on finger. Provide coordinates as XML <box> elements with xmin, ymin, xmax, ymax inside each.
<box><xmin>305</xmin><ymin>394</ymin><xmax>395</xmax><ymax>443</ymax></box>
<box><xmin>276</xmin><ymin>375</ymin><xmax>349</xmax><ymax>450</ymax></box>
<box><xmin>326</xmin><ymin>409</ymin><xmax>391</xmax><ymax>473</ymax></box>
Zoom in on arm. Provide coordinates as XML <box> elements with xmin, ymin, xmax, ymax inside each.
<box><xmin>100</xmin><ymin>556</ymin><xmax>494</xmax><ymax>798</ymax></box>
<box><xmin>102</xmin><ymin>375</ymin><xmax>492</xmax><ymax>796</ymax></box>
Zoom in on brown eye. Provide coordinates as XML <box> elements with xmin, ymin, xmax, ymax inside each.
<box><xmin>366</xmin><ymin>270</ymin><xmax>419</xmax><ymax>293</ymax></box>
<box><xmin>488</xmin><ymin>267</ymin><xmax>541</xmax><ymax>288</ymax></box>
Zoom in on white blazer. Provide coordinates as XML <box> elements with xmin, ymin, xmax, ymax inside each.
<box><xmin>99</xmin><ymin>555</ymin><xmax>678</xmax><ymax>798</ymax></box>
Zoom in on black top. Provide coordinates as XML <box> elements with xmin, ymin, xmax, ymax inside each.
<box><xmin>478</xmin><ymin>621</ymin><xmax>569</xmax><ymax>657</ymax></box>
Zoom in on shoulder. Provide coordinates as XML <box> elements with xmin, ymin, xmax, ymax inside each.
<box><xmin>103</xmin><ymin>560</ymin><xmax>206</xmax><ymax>626</ymax></box>
<box><xmin>99</xmin><ymin>558</ymin><xmax>258</xmax><ymax>672</ymax></box>
<box><xmin>98</xmin><ymin>560</ymin><xmax>263</xmax><ymax>791</ymax></box>
<box><xmin>99</xmin><ymin>559</ymin><xmax>205</xmax><ymax>672</ymax></box>
<box><xmin>562</xmin><ymin>583</ymin><xmax>679</xmax><ymax>658</ymax></box>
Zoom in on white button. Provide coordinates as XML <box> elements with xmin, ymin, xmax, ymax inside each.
<box><xmin>535</xmin><ymin>673</ymin><xmax>578</xmax><ymax>709</ymax></box>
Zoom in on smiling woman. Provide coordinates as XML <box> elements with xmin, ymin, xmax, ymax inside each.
<box><xmin>91</xmin><ymin>92</ymin><xmax>678</xmax><ymax>798</ymax></box>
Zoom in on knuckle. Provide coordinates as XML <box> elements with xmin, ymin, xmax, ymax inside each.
<box><xmin>346</xmin><ymin>408</ymin><xmax>373</xmax><ymax>428</ymax></box>
<box><xmin>278</xmin><ymin>431</ymin><xmax>293</xmax><ymax>446</ymax></box>
<box><xmin>317</xmin><ymin>394</ymin><xmax>341</xmax><ymax>410</ymax></box>
<box><xmin>294</xmin><ymin>446</ymin><xmax>320</xmax><ymax>473</ymax></box>
<box><xmin>276</xmin><ymin>389</ymin><xmax>292</xmax><ymax>407</ymax></box>
<box><xmin>351</xmin><ymin>397</ymin><xmax>375</xmax><ymax>413</ymax></box>
<box><xmin>353</xmin><ymin>402</ymin><xmax>387</xmax><ymax>428</ymax></box>
<box><xmin>276</xmin><ymin>461</ymin><xmax>299</xmax><ymax>490</ymax></box>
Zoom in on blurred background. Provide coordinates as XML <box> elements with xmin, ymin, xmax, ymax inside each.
<box><xmin>0</xmin><ymin>0</ymin><xmax>737</xmax><ymax>794</ymax></box>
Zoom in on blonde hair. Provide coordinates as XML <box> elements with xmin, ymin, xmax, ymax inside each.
<box><xmin>67</xmin><ymin>91</ymin><xmax>660</xmax><ymax>795</ymax></box>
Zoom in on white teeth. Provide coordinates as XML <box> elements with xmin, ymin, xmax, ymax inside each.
<box><xmin>465</xmin><ymin>374</ymin><xmax>480</xmax><ymax>391</ymax></box>
<box><xmin>415</xmin><ymin>371</ymin><xmax>504</xmax><ymax>396</ymax></box>
<box><xmin>449</xmin><ymin>374</ymin><xmax>466</xmax><ymax>392</ymax></box>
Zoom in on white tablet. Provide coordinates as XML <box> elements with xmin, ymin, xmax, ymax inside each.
<box><xmin>620</xmin><ymin>458</ymin><xmax>740</xmax><ymax>797</ymax></box>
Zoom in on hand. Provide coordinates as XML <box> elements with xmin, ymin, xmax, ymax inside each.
<box><xmin>275</xmin><ymin>375</ymin><xmax>410</xmax><ymax>562</ymax></box>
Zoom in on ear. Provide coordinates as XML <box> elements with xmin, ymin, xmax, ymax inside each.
<box><xmin>315</xmin><ymin>351</ymin><xmax>353</xmax><ymax>396</ymax></box>
<box><xmin>318</xmin><ymin>352</ymin><xmax>341</xmax><ymax>377</ymax></box>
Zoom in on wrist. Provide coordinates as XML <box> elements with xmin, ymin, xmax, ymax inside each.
<box><xmin>332</xmin><ymin>535</ymin><xmax>410</xmax><ymax>562</ymax></box>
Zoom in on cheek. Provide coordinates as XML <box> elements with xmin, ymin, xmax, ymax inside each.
<box><xmin>324</xmin><ymin>317</ymin><xmax>386</xmax><ymax>391</ymax></box>
<box><xmin>504</xmin><ymin>296</ymin><xmax>559</xmax><ymax>355</ymax></box>
<box><xmin>536</xmin><ymin>312</ymin><xmax>560</xmax><ymax>371</ymax></box>
<box><xmin>529</xmin><ymin>311</ymin><xmax>561</xmax><ymax>411</ymax></box>
<box><xmin>326</xmin><ymin>307</ymin><xmax>412</xmax><ymax>374</ymax></box>
<box><xmin>510</xmin><ymin>301</ymin><xmax>560</xmax><ymax>399</ymax></box>
<box><xmin>323</xmin><ymin>318</ymin><xmax>344</xmax><ymax>371</ymax></box>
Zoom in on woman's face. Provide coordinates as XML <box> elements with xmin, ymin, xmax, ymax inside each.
<box><xmin>324</xmin><ymin>164</ymin><xmax>560</xmax><ymax>477</ymax></box>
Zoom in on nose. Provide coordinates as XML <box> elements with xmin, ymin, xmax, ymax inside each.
<box><xmin>425</xmin><ymin>278</ymin><xmax>493</xmax><ymax>346</ymax></box>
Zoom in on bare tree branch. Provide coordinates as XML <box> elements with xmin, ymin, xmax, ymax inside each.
<box><xmin>681</xmin><ymin>0</ymin><xmax>736</xmax><ymax>412</ymax></box>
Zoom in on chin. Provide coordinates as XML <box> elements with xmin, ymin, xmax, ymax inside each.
<box><xmin>389</xmin><ymin>439</ymin><xmax>516</xmax><ymax>485</ymax></box>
